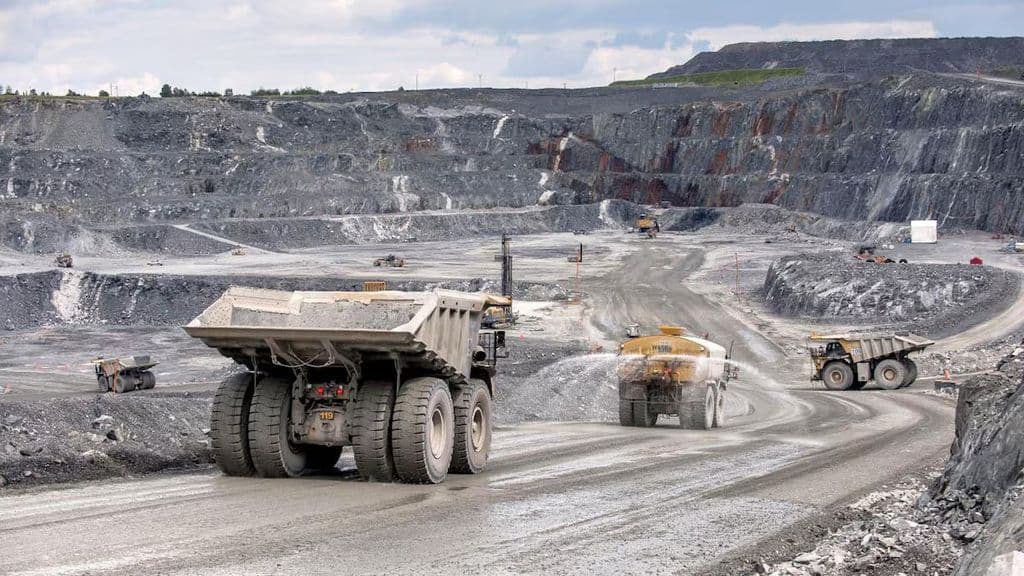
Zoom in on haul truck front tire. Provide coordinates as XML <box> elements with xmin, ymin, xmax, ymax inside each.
<box><xmin>450</xmin><ymin>379</ymin><xmax>492</xmax><ymax>474</ymax></box>
<box><xmin>392</xmin><ymin>377</ymin><xmax>454</xmax><ymax>484</ymax></box>
<box><xmin>821</xmin><ymin>361</ymin><xmax>855</xmax><ymax>391</ymax></box>
<box><xmin>210</xmin><ymin>372</ymin><xmax>256</xmax><ymax>476</ymax></box>
<box><xmin>249</xmin><ymin>375</ymin><xmax>309</xmax><ymax>478</ymax></box>
<box><xmin>351</xmin><ymin>380</ymin><xmax>398</xmax><ymax>482</ymax></box>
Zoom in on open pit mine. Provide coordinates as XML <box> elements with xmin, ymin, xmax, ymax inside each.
<box><xmin>1</xmin><ymin>36</ymin><xmax>1023</xmax><ymax>576</ymax></box>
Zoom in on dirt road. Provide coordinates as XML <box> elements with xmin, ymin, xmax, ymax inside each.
<box><xmin>0</xmin><ymin>237</ymin><xmax>956</xmax><ymax>575</ymax></box>
<box><xmin>0</xmin><ymin>388</ymin><xmax>950</xmax><ymax>576</ymax></box>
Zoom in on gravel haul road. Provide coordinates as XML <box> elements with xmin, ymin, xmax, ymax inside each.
<box><xmin>0</xmin><ymin>240</ymin><xmax>956</xmax><ymax>576</ymax></box>
<box><xmin>0</xmin><ymin>391</ymin><xmax>950</xmax><ymax>576</ymax></box>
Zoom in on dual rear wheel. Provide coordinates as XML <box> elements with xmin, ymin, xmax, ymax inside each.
<box><xmin>678</xmin><ymin>383</ymin><xmax>726</xmax><ymax>431</ymax></box>
<box><xmin>209</xmin><ymin>373</ymin><xmax>492</xmax><ymax>484</ymax></box>
<box><xmin>618</xmin><ymin>382</ymin><xmax>726</xmax><ymax>430</ymax></box>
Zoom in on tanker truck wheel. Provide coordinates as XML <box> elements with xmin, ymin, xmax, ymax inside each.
<box><xmin>450</xmin><ymin>379</ymin><xmax>492</xmax><ymax>474</ymax></box>
<box><xmin>249</xmin><ymin>375</ymin><xmax>309</xmax><ymax>478</ymax></box>
<box><xmin>614</xmin><ymin>381</ymin><xmax>638</xmax><ymax>426</ymax></box>
<box><xmin>874</xmin><ymin>359</ymin><xmax>907</xmax><ymax>390</ymax></box>
<box><xmin>391</xmin><ymin>377</ymin><xmax>454</xmax><ymax>484</ymax></box>
<box><xmin>351</xmin><ymin>380</ymin><xmax>397</xmax><ymax>482</ymax></box>
<box><xmin>618</xmin><ymin>395</ymin><xmax>636</xmax><ymax>427</ymax></box>
<box><xmin>210</xmin><ymin>372</ymin><xmax>255</xmax><ymax>476</ymax></box>
<box><xmin>712</xmin><ymin>384</ymin><xmax>726</xmax><ymax>428</ymax></box>
<box><xmin>678</xmin><ymin>384</ymin><xmax>714</xmax><ymax>430</ymax></box>
<box><xmin>821</xmin><ymin>361</ymin><xmax>855</xmax><ymax>391</ymax></box>
<box><xmin>633</xmin><ymin>395</ymin><xmax>658</xmax><ymax>428</ymax></box>
<box><xmin>900</xmin><ymin>359</ymin><xmax>918</xmax><ymax>388</ymax></box>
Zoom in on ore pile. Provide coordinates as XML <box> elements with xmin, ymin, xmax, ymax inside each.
<box><xmin>762</xmin><ymin>253</ymin><xmax>1019</xmax><ymax>337</ymax></box>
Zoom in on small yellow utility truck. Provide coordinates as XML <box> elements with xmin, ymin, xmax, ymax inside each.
<box><xmin>617</xmin><ymin>325</ymin><xmax>737</xmax><ymax>430</ymax></box>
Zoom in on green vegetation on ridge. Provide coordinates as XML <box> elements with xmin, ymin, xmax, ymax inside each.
<box><xmin>611</xmin><ymin>67</ymin><xmax>805</xmax><ymax>87</ymax></box>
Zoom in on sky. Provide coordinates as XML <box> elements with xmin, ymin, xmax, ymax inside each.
<box><xmin>0</xmin><ymin>0</ymin><xmax>1021</xmax><ymax>95</ymax></box>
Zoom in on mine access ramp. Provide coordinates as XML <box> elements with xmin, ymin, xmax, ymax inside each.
<box><xmin>185</xmin><ymin>287</ymin><xmax>509</xmax><ymax>484</ymax></box>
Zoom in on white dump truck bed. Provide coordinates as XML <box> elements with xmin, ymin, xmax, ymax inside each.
<box><xmin>185</xmin><ymin>287</ymin><xmax>504</xmax><ymax>382</ymax></box>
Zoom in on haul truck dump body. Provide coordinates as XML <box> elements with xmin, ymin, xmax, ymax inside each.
<box><xmin>617</xmin><ymin>326</ymin><xmax>735</xmax><ymax>430</ymax></box>
<box><xmin>185</xmin><ymin>287</ymin><xmax>507</xmax><ymax>484</ymax></box>
<box><xmin>808</xmin><ymin>332</ymin><xmax>934</xmax><ymax>391</ymax></box>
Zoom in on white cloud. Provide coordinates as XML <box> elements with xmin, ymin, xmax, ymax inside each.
<box><xmin>99</xmin><ymin>72</ymin><xmax>162</xmax><ymax>97</ymax></box>
<box><xmin>583</xmin><ymin>41</ymin><xmax>698</xmax><ymax>84</ymax></box>
<box><xmin>0</xmin><ymin>11</ymin><xmax>10</xmax><ymax>49</ymax></box>
<box><xmin>0</xmin><ymin>2</ymin><xmax>948</xmax><ymax>95</ymax></box>
<box><xmin>416</xmin><ymin>62</ymin><xmax>472</xmax><ymax>87</ymax></box>
<box><xmin>689</xmin><ymin>20</ymin><xmax>939</xmax><ymax>50</ymax></box>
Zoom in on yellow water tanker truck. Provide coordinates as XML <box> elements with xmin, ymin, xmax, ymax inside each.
<box><xmin>617</xmin><ymin>326</ymin><xmax>737</xmax><ymax>430</ymax></box>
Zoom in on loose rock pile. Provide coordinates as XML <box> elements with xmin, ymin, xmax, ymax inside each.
<box><xmin>758</xmin><ymin>480</ymin><xmax>963</xmax><ymax>576</ymax></box>
<box><xmin>763</xmin><ymin>253</ymin><xmax>1019</xmax><ymax>338</ymax></box>
<box><xmin>0</xmin><ymin>393</ymin><xmax>213</xmax><ymax>488</ymax></box>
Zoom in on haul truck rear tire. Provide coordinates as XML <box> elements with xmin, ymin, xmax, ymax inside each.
<box><xmin>821</xmin><ymin>361</ymin><xmax>855</xmax><ymax>391</ymax></box>
<box><xmin>900</xmin><ymin>359</ymin><xmax>918</xmax><ymax>388</ymax></box>
<box><xmin>392</xmin><ymin>377</ymin><xmax>454</xmax><ymax>484</ymax></box>
<box><xmin>874</xmin><ymin>358</ymin><xmax>907</xmax><ymax>390</ymax></box>
<box><xmin>351</xmin><ymin>380</ymin><xmax>397</xmax><ymax>482</ymax></box>
<box><xmin>450</xmin><ymin>379</ymin><xmax>492</xmax><ymax>474</ymax></box>
<box><xmin>210</xmin><ymin>372</ymin><xmax>256</xmax><ymax>476</ymax></box>
<box><xmin>678</xmin><ymin>384</ymin><xmax>714</xmax><ymax>430</ymax></box>
<box><xmin>249</xmin><ymin>375</ymin><xmax>309</xmax><ymax>478</ymax></box>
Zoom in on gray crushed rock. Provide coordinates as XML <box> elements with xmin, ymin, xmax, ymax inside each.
<box><xmin>762</xmin><ymin>252</ymin><xmax>1019</xmax><ymax>338</ymax></box>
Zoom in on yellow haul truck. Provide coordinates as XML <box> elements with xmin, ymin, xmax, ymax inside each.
<box><xmin>808</xmin><ymin>332</ymin><xmax>934</xmax><ymax>391</ymax></box>
<box><xmin>617</xmin><ymin>326</ymin><xmax>736</xmax><ymax>430</ymax></box>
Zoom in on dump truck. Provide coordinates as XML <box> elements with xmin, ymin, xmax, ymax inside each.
<box><xmin>93</xmin><ymin>356</ymin><xmax>158</xmax><ymax>393</ymax></box>
<box><xmin>185</xmin><ymin>287</ymin><xmax>508</xmax><ymax>484</ymax></box>
<box><xmin>617</xmin><ymin>326</ymin><xmax>737</xmax><ymax>430</ymax></box>
<box><xmin>633</xmin><ymin>214</ymin><xmax>660</xmax><ymax>238</ymax></box>
<box><xmin>373</xmin><ymin>254</ymin><xmax>405</xmax><ymax>267</ymax></box>
<box><xmin>55</xmin><ymin>253</ymin><xmax>73</xmax><ymax>268</ymax></box>
<box><xmin>808</xmin><ymin>332</ymin><xmax>934</xmax><ymax>390</ymax></box>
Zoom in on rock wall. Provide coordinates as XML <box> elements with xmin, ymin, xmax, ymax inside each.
<box><xmin>0</xmin><ymin>271</ymin><xmax>564</xmax><ymax>329</ymax></box>
<box><xmin>927</xmin><ymin>349</ymin><xmax>1024</xmax><ymax>575</ymax></box>
<box><xmin>1</xmin><ymin>74</ymin><xmax>1022</xmax><ymax>235</ymax></box>
<box><xmin>191</xmin><ymin>201</ymin><xmax>638</xmax><ymax>250</ymax></box>
<box><xmin>659</xmin><ymin>203</ymin><xmax>905</xmax><ymax>242</ymax></box>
